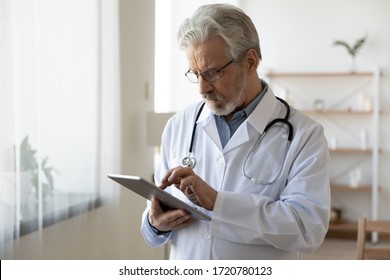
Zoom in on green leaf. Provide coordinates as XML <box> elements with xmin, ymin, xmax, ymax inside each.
<box><xmin>352</xmin><ymin>35</ymin><xmax>367</xmax><ymax>54</ymax></box>
<box><xmin>20</xmin><ymin>136</ymin><xmax>38</xmax><ymax>171</ymax></box>
<box><xmin>333</xmin><ymin>35</ymin><xmax>367</xmax><ymax>57</ymax></box>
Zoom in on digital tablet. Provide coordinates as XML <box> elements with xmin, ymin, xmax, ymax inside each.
<box><xmin>107</xmin><ymin>174</ymin><xmax>211</xmax><ymax>221</ymax></box>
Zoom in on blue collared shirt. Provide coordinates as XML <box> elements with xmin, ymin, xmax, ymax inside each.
<box><xmin>215</xmin><ymin>80</ymin><xmax>268</xmax><ymax>148</ymax></box>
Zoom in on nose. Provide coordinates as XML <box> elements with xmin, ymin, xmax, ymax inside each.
<box><xmin>198</xmin><ymin>76</ymin><xmax>213</xmax><ymax>95</ymax></box>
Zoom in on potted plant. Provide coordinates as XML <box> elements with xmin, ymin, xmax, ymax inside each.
<box><xmin>20</xmin><ymin>135</ymin><xmax>57</xmax><ymax>202</ymax></box>
<box><xmin>333</xmin><ymin>34</ymin><xmax>367</xmax><ymax>71</ymax></box>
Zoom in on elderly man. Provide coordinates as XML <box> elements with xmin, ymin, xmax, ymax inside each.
<box><xmin>141</xmin><ymin>3</ymin><xmax>330</xmax><ymax>260</ymax></box>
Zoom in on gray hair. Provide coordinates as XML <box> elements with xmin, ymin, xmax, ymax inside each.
<box><xmin>177</xmin><ymin>4</ymin><xmax>261</xmax><ymax>61</ymax></box>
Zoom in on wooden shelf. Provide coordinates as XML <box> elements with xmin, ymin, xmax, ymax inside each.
<box><xmin>329</xmin><ymin>221</ymin><xmax>357</xmax><ymax>232</ymax></box>
<box><xmin>331</xmin><ymin>185</ymin><xmax>372</xmax><ymax>192</ymax></box>
<box><xmin>267</xmin><ymin>69</ymin><xmax>381</xmax><ymax>238</ymax></box>
<box><xmin>329</xmin><ymin>148</ymin><xmax>372</xmax><ymax>154</ymax></box>
<box><xmin>266</xmin><ymin>71</ymin><xmax>375</xmax><ymax>78</ymax></box>
<box><xmin>327</xmin><ymin>221</ymin><xmax>358</xmax><ymax>239</ymax></box>
<box><xmin>303</xmin><ymin>110</ymin><xmax>372</xmax><ymax>115</ymax></box>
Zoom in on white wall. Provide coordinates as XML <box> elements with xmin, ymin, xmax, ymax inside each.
<box><xmin>242</xmin><ymin>0</ymin><xmax>390</xmax><ymax>72</ymax></box>
<box><xmin>241</xmin><ymin>0</ymin><xmax>390</xmax><ymax>220</ymax></box>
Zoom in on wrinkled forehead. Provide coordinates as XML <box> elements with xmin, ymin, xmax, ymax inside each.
<box><xmin>186</xmin><ymin>36</ymin><xmax>230</xmax><ymax>71</ymax></box>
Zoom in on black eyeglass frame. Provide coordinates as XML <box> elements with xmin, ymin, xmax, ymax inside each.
<box><xmin>185</xmin><ymin>60</ymin><xmax>234</xmax><ymax>83</ymax></box>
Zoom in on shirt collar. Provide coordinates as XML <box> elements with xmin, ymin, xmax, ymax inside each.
<box><xmin>242</xmin><ymin>80</ymin><xmax>268</xmax><ymax>118</ymax></box>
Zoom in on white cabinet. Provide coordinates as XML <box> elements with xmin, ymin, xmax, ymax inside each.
<box><xmin>265</xmin><ymin>69</ymin><xmax>381</xmax><ymax>238</ymax></box>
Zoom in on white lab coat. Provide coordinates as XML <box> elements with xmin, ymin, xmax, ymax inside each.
<box><xmin>141</xmin><ymin>87</ymin><xmax>330</xmax><ymax>260</ymax></box>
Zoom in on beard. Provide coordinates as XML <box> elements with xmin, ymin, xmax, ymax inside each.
<box><xmin>201</xmin><ymin>73</ymin><xmax>247</xmax><ymax>116</ymax></box>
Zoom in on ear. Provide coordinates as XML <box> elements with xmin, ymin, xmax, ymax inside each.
<box><xmin>244</xmin><ymin>48</ymin><xmax>260</xmax><ymax>71</ymax></box>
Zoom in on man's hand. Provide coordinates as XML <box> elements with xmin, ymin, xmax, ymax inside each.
<box><xmin>160</xmin><ymin>166</ymin><xmax>218</xmax><ymax>211</ymax></box>
<box><xmin>148</xmin><ymin>196</ymin><xmax>192</xmax><ymax>232</ymax></box>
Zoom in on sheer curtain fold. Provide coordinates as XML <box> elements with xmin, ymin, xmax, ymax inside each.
<box><xmin>0</xmin><ymin>0</ymin><xmax>17</xmax><ymax>257</ymax></box>
<box><xmin>98</xmin><ymin>0</ymin><xmax>121</xmax><ymax>201</ymax></box>
<box><xmin>0</xmin><ymin>0</ymin><xmax>120</xmax><ymax>259</ymax></box>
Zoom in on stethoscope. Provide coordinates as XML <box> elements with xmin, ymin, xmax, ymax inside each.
<box><xmin>182</xmin><ymin>97</ymin><xmax>293</xmax><ymax>184</ymax></box>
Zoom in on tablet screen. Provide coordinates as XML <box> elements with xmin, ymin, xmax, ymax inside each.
<box><xmin>107</xmin><ymin>174</ymin><xmax>211</xmax><ymax>221</ymax></box>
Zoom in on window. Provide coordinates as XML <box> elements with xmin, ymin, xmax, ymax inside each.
<box><xmin>0</xmin><ymin>0</ymin><xmax>120</xmax><ymax>256</ymax></box>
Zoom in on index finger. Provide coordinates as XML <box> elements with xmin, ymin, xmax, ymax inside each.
<box><xmin>166</xmin><ymin>166</ymin><xmax>193</xmax><ymax>183</ymax></box>
<box><xmin>160</xmin><ymin>166</ymin><xmax>181</xmax><ymax>189</ymax></box>
<box><xmin>161</xmin><ymin>167</ymin><xmax>175</xmax><ymax>185</ymax></box>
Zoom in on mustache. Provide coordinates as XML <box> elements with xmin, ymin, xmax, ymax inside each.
<box><xmin>201</xmin><ymin>91</ymin><xmax>223</xmax><ymax>101</ymax></box>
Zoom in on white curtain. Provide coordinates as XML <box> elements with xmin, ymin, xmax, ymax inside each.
<box><xmin>0</xmin><ymin>0</ymin><xmax>120</xmax><ymax>258</ymax></box>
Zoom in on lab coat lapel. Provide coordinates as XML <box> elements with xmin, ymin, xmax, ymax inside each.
<box><xmin>196</xmin><ymin>103</ymin><xmax>252</xmax><ymax>153</ymax></box>
<box><xmin>227</xmin><ymin>88</ymin><xmax>279</xmax><ymax>153</ymax></box>
<box><xmin>247</xmin><ymin>88</ymin><xmax>278</xmax><ymax>134</ymax></box>
<box><xmin>222</xmin><ymin>124</ymin><xmax>250</xmax><ymax>152</ymax></box>
<box><xmin>197</xmin><ymin>104</ymin><xmax>223</xmax><ymax>150</ymax></box>
<box><xmin>225</xmin><ymin>88</ymin><xmax>278</xmax><ymax>153</ymax></box>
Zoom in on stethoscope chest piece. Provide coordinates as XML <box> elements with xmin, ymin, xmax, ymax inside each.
<box><xmin>182</xmin><ymin>156</ymin><xmax>196</xmax><ymax>168</ymax></box>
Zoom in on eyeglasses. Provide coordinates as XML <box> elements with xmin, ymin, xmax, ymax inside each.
<box><xmin>185</xmin><ymin>60</ymin><xmax>234</xmax><ymax>83</ymax></box>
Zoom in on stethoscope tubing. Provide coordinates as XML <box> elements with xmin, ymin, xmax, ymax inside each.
<box><xmin>189</xmin><ymin>102</ymin><xmax>206</xmax><ymax>154</ymax></box>
<box><xmin>182</xmin><ymin>102</ymin><xmax>206</xmax><ymax>168</ymax></box>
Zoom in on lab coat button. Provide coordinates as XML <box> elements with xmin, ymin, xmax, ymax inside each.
<box><xmin>205</xmin><ymin>233</ymin><xmax>211</xmax><ymax>239</ymax></box>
